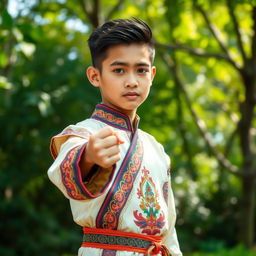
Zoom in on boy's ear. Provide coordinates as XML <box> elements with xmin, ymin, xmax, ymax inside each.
<box><xmin>150</xmin><ymin>66</ymin><xmax>156</xmax><ymax>85</ymax></box>
<box><xmin>86</xmin><ymin>66</ymin><xmax>101</xmax><ymax>87</ymax></box>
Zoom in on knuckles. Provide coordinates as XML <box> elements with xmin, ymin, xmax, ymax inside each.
<box><xmin>100</xmin><ymin>153</ymin><xmax>122</xmax><ymax>168</ymax></box>
<box><xmin>87</xmin><ymin>127</ymin><xmax>122</xmax><ymax>168</ymax></box>
<box><xmin>91</xmin><ymin>142</ymin><xmax>100</xmax><ymax>152</ymax></box>
<box><xmin>104</xmin><ymin>126</ymin><xmax>114</xmax><ymax>134</ymax></box>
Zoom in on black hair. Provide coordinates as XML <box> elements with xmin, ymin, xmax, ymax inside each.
<box><xmin>88</xmin><ymin>18</ymin><xmax>155</xmax><ymax>70</ymax></box>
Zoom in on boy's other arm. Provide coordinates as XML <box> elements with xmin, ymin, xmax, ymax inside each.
<box><xmin>80</xmin><ymin>126</ymin><xmax>124</xmax><ymax>179</ymax></box>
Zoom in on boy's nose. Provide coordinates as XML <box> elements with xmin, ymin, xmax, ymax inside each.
<box><xmin>125</xmin><ymin>74</ymin><xmax>138</xmax><ymax>87</ymax></box>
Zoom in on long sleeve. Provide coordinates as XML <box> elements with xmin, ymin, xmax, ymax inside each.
<box><xmin>48</xmin><ymin>125</ymin><xmax>116</xmax><ymax>201</ymax></box>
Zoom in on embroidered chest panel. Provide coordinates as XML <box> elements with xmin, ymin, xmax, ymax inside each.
<box><xmin>133</xmin><ymin>167</ymin><xmax>166</xmax><ymax>235</ymax></box>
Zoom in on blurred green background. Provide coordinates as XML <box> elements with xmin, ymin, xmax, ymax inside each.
<box><xmin>0</xmin><ymin>0</ymin><xmax>256</xmax><ymax>255</ymax></box>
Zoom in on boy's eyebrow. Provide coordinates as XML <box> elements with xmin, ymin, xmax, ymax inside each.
<box><xmin>110</xmin><ymin>61</ymin><xmax>150</xmax><ymax>67</ymax></box>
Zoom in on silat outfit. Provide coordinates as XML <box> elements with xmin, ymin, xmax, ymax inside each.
<box><xmin>48</xmin><ymin>104</ymin><xmax>182</xmax><ymax>256</ymax></box>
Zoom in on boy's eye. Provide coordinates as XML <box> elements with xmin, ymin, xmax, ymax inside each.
<box><xmin>113</xmin><ymin>68</ymin><xmax>124</xmax><ymax>74</ymax></box>
<box><xmin>138</xmin><ymin>68</ymin><xmax>149</xmax><ymax>74</ymax></box>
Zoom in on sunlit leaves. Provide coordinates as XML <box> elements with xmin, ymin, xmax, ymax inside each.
<box><xmin>0</xmin><ymin>76</ymin><xmax>12</xmax><ymax>89</ymax></box>
<box><xmin>0</xmin><ymin>0</ymin><xmax>255</xmax><ymax>254</ymax></box>
<box><xmin>0</xmin><ymin>52</ymin><xmax>8</xmax><ymax>67</ymax></box>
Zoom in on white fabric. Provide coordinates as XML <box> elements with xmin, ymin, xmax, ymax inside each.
<box><xmin>48</xmin><ymin>117</ymin><xmax>182</xmax><ymax>256</ymax></box>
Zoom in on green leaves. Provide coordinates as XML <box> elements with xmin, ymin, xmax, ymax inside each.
<box><xmin>0</xmin><ymin>0</ymin><xmax>255</xmax><ymax>254</ymax></box>
<box><xmin>0</xmin><ymin>75</ymin><xmax>12</xmax><ymax>89</ymax></box>
<box><xmin>1</xmin><ymin>9</ymin><xmax>13</xmax><ymax>29</ymax></box>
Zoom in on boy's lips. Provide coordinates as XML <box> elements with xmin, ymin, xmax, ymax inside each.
<box><xmin>123</xmin><ymin>92</ymin><xmax>140</xmax><ymax>100</ymax></box>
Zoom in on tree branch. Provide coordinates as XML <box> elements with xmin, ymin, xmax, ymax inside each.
<box><xmin>156</xmin><ymin>41</ymin><xmax>241</xmax><ymax>71</ymax></box>
<box><xmin>195</xmin><ymin>2</ymin><xmax>238</xmax><ymax>70</ymax></box>
<box><xmin>161</xmin><ymin>52</ymin><xmax>240</xmax><ymax>175</ymax></box>
<box><xmin>219</xmin><ymin>103</ymin><xmax>239</xmax><ymax>159</ymax></box>
<box><xmin>218</xmin><ymin>126</ymin><xmax>239</xmax><ymax>184</ymax></box>
<box><xmin>176</xmin><ymin>84</ymin><xmax>197</xmax><ymax>179</ymax></box>
<box><xmin>196</xmin><ymin>4</ymin><xmax>228</xmax><ymax>54</ymax></box>
<box><xmin>226</xmin><ymin>0</ymin><xmax>247</xmax><ymax>64</ymax></box>
<box><xmin>156</xmin><ymin>41</ymin><xmax>241</xmax><ymax>70</ymax></box>
<box><xmin>224</xmin><ymin>126</ymin><xmax>238</xmax><ymax>158</ymax></box>
<box><xmin>106</xmin><ymin>0</ymin><xmax>124</xmax><ymax>21</ymax></box>
<box><xmin>79</xmin><ymin>0</ymin><xmax>101</xmax><ymax>28</ymax></box>
<box><xmin>92</xmin><ymin>0</ymin><xmax>101</xmax><ymax>27</ymax></box>
<box><xmin>79</xmin><ymin>0</ymin><xmax>92</xmax><ymax>21</ymax></box>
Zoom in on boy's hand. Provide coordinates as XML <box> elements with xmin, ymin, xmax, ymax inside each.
<box><xmin>84</xmin><ymin>126</ymin><xmax>124</xmax><ymax>170</ymax></box>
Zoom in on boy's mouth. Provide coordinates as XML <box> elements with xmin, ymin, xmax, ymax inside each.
<box><xmin>123</xmin><ymin>92</ymin><xmax>139</xmax><ymax>100</ymax></box>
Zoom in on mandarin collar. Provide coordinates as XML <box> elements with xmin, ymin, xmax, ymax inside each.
<box><xmin>91</xmin><ymin>104</ymin><xmax>140</xmax><ymax>132</ymax></box>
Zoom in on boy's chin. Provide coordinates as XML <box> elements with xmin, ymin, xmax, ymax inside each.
<box><xmin>115</xmin><ymin>105</ymin><xmax>139</xmax><ymax>115</ymax></box>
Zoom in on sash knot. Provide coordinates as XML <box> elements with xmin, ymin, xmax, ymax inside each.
<box><xmin>147</xmin><ymin>241</ymin><xmax>172</xmax><ymax>256</ymax></box>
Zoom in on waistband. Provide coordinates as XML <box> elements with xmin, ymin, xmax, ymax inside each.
<box><xmin>82</xmin><ymin>227</ymin><xmax>172</xmax><ymax>256</ymax></box>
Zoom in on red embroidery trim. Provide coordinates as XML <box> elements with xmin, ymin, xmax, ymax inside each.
<box><xmin>102</xmin><ymin>139</ymin><xmax>143</xmax><ymax>229</ymax></box>
<box><xmin>60</xmin><ymin>145</ymin><xmax>88</xmax><ymax>200</ymax></box>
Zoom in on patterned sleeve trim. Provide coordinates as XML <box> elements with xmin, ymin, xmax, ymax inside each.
<box><xmin>60</xmin><ymin>144</ymin><xmax>115</xmax><ymax>200</ymax></box>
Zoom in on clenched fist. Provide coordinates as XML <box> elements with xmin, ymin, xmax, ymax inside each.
<box><xmin>80</xmin><ymin>126</ymin><xmax>124</xmax><ymax>178</ymax></box>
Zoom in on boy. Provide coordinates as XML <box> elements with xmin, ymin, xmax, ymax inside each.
<box><xmin>48</xmin><ymin>18</ymin><xmax>182</xmax><ymax>256</ymax></box>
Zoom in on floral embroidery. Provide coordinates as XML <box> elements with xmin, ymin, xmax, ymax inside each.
<box><xmin>163</xmin><ymin>182</ymin><xmax>169</xmax><ymax>204</ymax></box>
<box><xmin>96</xmin><ymin>131</ymin><xmax>143</xmax><ymax>229</ymax></box>
<box><xmin>60</xmin><ymin>145</ymin><xmax>87</xmax><ymax>200</ymax></box>
<box><xmin>92</xmin><ymin>109</ymin><xmax>128</xmax><ymax>130</ymax></box>
<box><xmin>60</xmin><ymin>144</ymin><xmax>112</xmax><ymax>200</ymax></box>
<box><xmin>91</xmin><ymin>104</ymin><xmax>133</xmax><ymax>131</ymax></box>
<box><xmin>133</xmin><ymin>168</ymin><xmax>166</xmax><ymax>235</ymax></box>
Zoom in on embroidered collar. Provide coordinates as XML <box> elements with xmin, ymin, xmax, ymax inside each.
<box><xmin>91</xmin><ymin>104</ymin><xmax>139</xmax><ymax>132</ymax></box>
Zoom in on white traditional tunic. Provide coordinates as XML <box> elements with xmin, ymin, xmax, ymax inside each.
<box><xmin>48</xmin><ymin>104</ymin><xmax>182</xmax><ymax>256</ymax></box>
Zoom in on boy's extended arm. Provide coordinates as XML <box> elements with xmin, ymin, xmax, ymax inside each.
<box><xmin>48</xmin><ymin>125</ymin><xmax>125</xmax><ymax>201</ymax></box>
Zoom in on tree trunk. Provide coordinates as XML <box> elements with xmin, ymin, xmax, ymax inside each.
<box><xmin>240</xmin><ymin>175</ymin><xmax>256</xmax><ymax>247</ymax></box>
<box><xmin>238</xmin><ymin>70</ymin><xmax>256</xmax><ymax>247</ymax></box>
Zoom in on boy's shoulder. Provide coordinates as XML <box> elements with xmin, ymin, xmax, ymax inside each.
<box><xmin>138</xmin><ymin>129</ymin><xmax>165</xmax><ymax>151</ymax></box>
<box><xmin>138</xmin><ymin>128</ymin><xmax>156</xmax><ymax>140</ymax></box>
<box><xmin>139</xmin><ymin>128</ymin><xmax>171</xmax><ymax>166</ymax></box>
<box><xmin>53</xmin><ymin>117</ymin><xmax>102</xmax><ymax>140</ymax></box>
<box><xmin>76</xmin><ymin>117</ymin><xmax>99</xmax><ymax>130</ymax></box>
<box><xmin>50</xmin><ymin>117</ymin><xmax>103</xmax><ymax>158</ymax></box>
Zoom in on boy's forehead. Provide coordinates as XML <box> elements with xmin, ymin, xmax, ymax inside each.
<box><xmin>103</xmin><ymin>43</ymin><xmax>152</xmax><ymax>65</ymax></box>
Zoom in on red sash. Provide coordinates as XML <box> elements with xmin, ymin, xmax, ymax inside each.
<box><xmin>82</xmin><ymin>227</ymin><xmax>172</xmax><ymax>256</ymax></box>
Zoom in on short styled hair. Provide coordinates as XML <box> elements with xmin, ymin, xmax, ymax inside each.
<box><xmin>88</xmin><ymin>18</ymin><xmax>155</xmax><ymax>70</ymax></box>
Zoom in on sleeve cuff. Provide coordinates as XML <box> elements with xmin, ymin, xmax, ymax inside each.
<box><xmin>60</xmin><ymin>143</ymin><xmax>115</xmax><ymax>200</ymax></box>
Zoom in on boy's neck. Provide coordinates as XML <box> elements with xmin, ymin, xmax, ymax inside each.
<box><xmin>122</xmin><ymin>112</ymin><xmax>139</xmax><ymax>133</ymax></box>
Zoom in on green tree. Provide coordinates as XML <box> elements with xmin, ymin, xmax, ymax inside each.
<box><xmin>1</xmin><ymin>0</ymin><xmax>256</xmax><ymax>254</ymax></box>
<box><xmin>156</xmin><ymin>0</ymin><xmax>256</xmax><ymax>248</ymax></box>
<box><xmin>74</xmin><ymin>0</ymin><xmax>256</xmax><ymax>249</ymax></box>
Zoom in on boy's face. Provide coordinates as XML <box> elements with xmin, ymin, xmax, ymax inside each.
<box><xmin>87</xmin><ymin>43</ymin><xmax>156</xmax><ymax>119</ymax></box>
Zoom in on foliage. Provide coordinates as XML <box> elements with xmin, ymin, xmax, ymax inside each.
<box><xmin>0</xmin><ymin>0</ymin><xmax>255</xmax><ymax>255</ymax></box>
